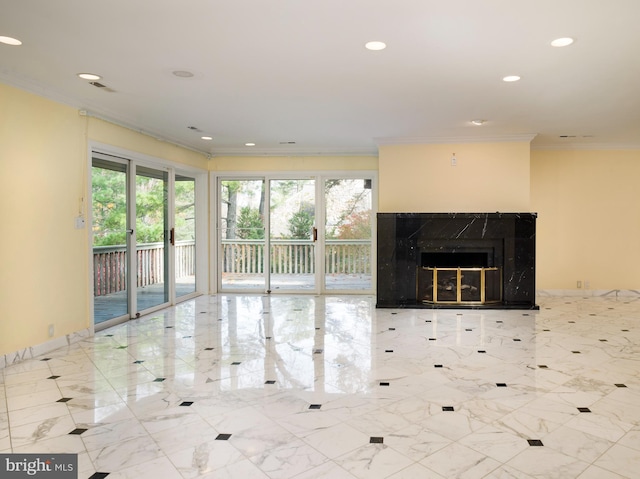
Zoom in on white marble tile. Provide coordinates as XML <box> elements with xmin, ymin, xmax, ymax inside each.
<box><xmin>2</xmin><ymin>295</ymin><xmax>640</xmax><ymax>478</ymax></box>
<box><xmin>303</xmin><ymin>422</ymin><xmax>369</xmax><ymax>459</ymax></box>
<box><xmin>166</xmin><ymin>440</ymin><xmax>245</xmax><ymax>478</ymax></box>
<box><xmin>419</xmin><ymin>443</ymin><xmax>501</xmax><ymax>478</ymax></box>
<box><xmin>577</xmin><ymin>465</ymin><xmax>627</xmax><ymax>479</ymax></box>
<box><xmin>458</xmin><ymin>424</ymin><xmax>529</xmax><ymax>463</ymax></box>
<box><xmin>9</xmin><ymin>414</ymin><xmax>78</xmax><ymax>448</ymax></box>
<box><xmin>88</xmin><ymin>435</ymin><xmax>165</xmax><ymax>472</ymax></box>
<box><xmin>593</xmin><ymin>443</ymin><xmax>640</xmax><ymax>478</ymax></box>
<box><xmin>387</xmin><ymin>463</ymin><xmax>446</xmax><ymax>479</ymax></box>
<box><xmin>291</xmin><ymin>461</ymin><xmax>358</xmax><ymax>479</ymax></box>
<box><xmin>336</xmin><ymin>444</ymin><xmax>413</xmax><ymax>479</ymax></box>
<box><xmin>246</xmin><ymin>437</ymin><xmax>329</xmax><ymax>479</ymax></box>
<box><xmin>105</xmin><ymin>456</ymin><xmax>183</xmax><ymax>479</ymax></box>
<box><xmin>506</xmin><ymin>447</ymin><xmax>590</xmax><ymax>478</ymax></box>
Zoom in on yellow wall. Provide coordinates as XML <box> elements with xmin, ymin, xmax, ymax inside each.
<box><xmin>378</xmin><ymin>142</ymin><xmax>531</xmax><ymax>212</ymax></box>
<box><xmin>0</xmin><ymin>83</ymin><xmax>207</xmax><ymax>356</ymax></box>
<box><xmin>211</xmin><ymin>155</ymin><xmax>378</xmax><ymax>172</ymax></box>
<box><xmin>531</xmin><ymin>149</ymin><xmax>640</xmax><ymax>290</ymax></box>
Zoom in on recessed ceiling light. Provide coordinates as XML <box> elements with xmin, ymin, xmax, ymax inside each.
<box><xmin>471</xmin><ymin>119</ymin><xmax>485</xmax><ymax>126</ymax></box>
<box><xmin>502</xmin><ymin>75</ymin><xmax>521</xmax><ymax>82</ymax></box>
<box><xmin>551</xmin><ymin>37</ymin><xmax>574</xmax><ymax>47</ymax></box>
<box><xmin>201</xmin><ymin>136</ymin><xmax>213</xmax><ymax>141</ymax></box>
<box><xmin>77</xmin><ymin>73</ymin><xmax>102</xmax><ymax>81</ymax></box>
<box><xmin>245</xmin><ymin>142</ymin><xmax>256</xmax><ymax>147</ymax></box>
<box><xmin>0</xmin><ymin>36</ymin><xmax>22</xmax><ymax>46</ymax></box>
<box><xmin>173</xmin><ymin>70</ymin><xmax>194</xmax><ymax>78</ymax></box>
<box><xmin>365</xmin><ymin>41</ymin><xmax>386</xmax><ymax>51</ymax></box>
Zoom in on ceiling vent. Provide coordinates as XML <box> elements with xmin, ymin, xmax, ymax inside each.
<box><xmin>89</xmin><ymin>81</ymin><xmax>115</xmax><ymax>92</ymax></box>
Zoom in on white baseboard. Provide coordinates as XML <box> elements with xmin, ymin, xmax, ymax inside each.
<box><xmin>1</xmin><ymin>328</ymin><xmax>92</xmax><ymax>370</ymax></box>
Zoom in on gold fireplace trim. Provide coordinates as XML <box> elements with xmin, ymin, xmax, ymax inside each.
<box><xmin>419</xmin><ymin>267</ymin><xmax>502</xmax><ymax>305</ymax></box>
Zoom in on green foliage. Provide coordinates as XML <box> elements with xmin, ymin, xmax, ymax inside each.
<box><xmin>237</xmin><ymin>206</ymin><xmax>264</xmax><ymax>239</ymax></box>
<box><xmin>92</xmin><ymin>167</ymin><xmax>191</xmax><ymax>247</ymax></box>
<box><xmin>288</xmin><ymin>209</ymin><xmax>314</xmax><ymax>239</ymax></box>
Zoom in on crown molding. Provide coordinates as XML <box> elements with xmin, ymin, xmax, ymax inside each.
<box><xmin>375</xmin><ymin>134</ymin><xmax>538</xmax><ymax>146</ymax></box>
<box><xmin>210</xmin><ymin>146</ymin><xmax>378</xmax><ymax>157</ymax></box>
<box><xmin>531</xmin><ymin>142</ymin><xmax>640</xmax><ymax>151</ymax></box>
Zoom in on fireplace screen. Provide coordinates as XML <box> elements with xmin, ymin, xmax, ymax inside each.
<box><xmin>418</xmin><ymin>267</ymin><xmax>501</xmax><ymax>304</ymax></box>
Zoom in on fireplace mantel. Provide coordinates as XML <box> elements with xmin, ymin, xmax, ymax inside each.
<box><xmin>376</xmin><ymin>212</ymin><xmax>537</xmax><ymax>309</ymax></box>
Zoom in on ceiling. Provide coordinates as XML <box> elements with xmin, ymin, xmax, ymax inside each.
<box><xmin>1</xmin><ymin>0</ymin><xmax>640</xmax><ymax>156</ymax></box>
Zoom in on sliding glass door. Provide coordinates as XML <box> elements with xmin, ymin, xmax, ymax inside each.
<box><xmin>218</xmin><ymin>174</ymin><xmax>375</xmax><ymax>294</ymax></box>
<box><xmin>92</xmin><ymin>158</ymin><xmax>130</xmax><ymax>324</ymax></box>
<box><xmin>92</xmin><ymin>155</ymin><xmax>202</xmax><ymax>328</ymax></box>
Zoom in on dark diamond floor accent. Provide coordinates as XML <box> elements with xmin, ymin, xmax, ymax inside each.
<box><xmin>478</xmin><ymin>350</ymin><xmax>486</xmax><ymax>354</ymax></box>
<box><xmin>231</xmin><ymin>362</ymin><xmax>242</xmax><ymax>365</ymax></box>
<box><xmin>133</xmin><ymin>360</ymin><xmax>144</xmax><ymax>364</ymax></box>
<box><xmin>572</xmin><ymin>351</ymin><xmax>581</xmax><ymax>354</ymax></box>
<box><xmin>577</xmin><ymin>407</ymin><xmax>591</xmax><ymax>413</ymax></box>
<box><xmin>309</xmin><ymin>404</ymin><xmax>322</xmax><ymax>410</ymax></box>
<box><xmin>40</xmin><ymin>358</ymin><xmax>52</xmax><ymax>361</ymax></box>
<box><xmin>465</xmin><ymin>329</ymin><xmax>473</xmax><ymax>332</ymax></box>
<box><xmin>389</xmin><ymin>328</ymin><xmax>396</xmax><ymax>331</ymax></box>
<box><xmin>434</xmin><ymin>364</ymin><xmax>443</xmax><ymax>368</ymax></box>
<box><xmin>69</xmin><ymin>428</ymin><xmax>88</xmax><ymax>435</ymax></box>
<box><xmin>57</xmin><ymin>398</ymin><xmax>72</xmax><ymax>403</ymax></box>
<box><xmin>528</xmin><ymin>439</ymin><xmax>544</xmax><ymax>446</ymax></box>
<box><xmin>543</xmin><ymin>329</ymin><xmax>551</xmax><ymax>331</ymax></box>
<box><xmin>380</xmin><ymin>382</ymin><xmax>390</xmax><ymax>386</ymax></box>
<box><xmin>204</xmin><ymin>347</ymin><xmax>214</xmax><ymax>351</ymax></box>
<box><xmin>265</xmin><ymin>380</ymin><xmax>276</xmax><ymax>385</ymax></box>
<box><xmin>442</xmin><ymin>406</ymin><xmax>454</xmax><ymax>412</ymax></box>
<box><xmin>116</xmin><ymin>346</ymin><xmax>127</xmax><ymax>349</ymax></box>
<box><xmin>180</xmin><ymin>401</ymin><xmax>194</xmax><ymax>406</ymax></box>
<box><xmin>265</xmin><ymin>336</ymin><xmax>272</xmax><ymax>339</ymax></box>
<box><xmin>216</xmin><ymin>433</ymin><xmax>232</xmax><ymax>440</ymax></box>
<box><xmin>385</xmin><ymin>350</ymin><xmax>394</xmax><ymax>353</ymax></box>
<box><xmin>425</xmin><ymin>320</ymin><xmax>432</xmax><ymax>323</ymax></box>
<box><xmin>89</xmin><ymin>474</ymin><xmax>110</xmax><ymax>479</ymax></box>
<box><xmin>538</xmin><ymin>365</ymin><xmax>548</xmax><ymax>369</ymax></box>
<box><xmin>370</xmin><ymin>437</ymin><xmax>384</xmax><ymax>444</ymax></box>
<box><xmin>622</xmin><ymin>329</ymin><xmax>630</xmax><ymax>332</ymax></box>
<box><xmin>513</xmin><ymin>339</ymin><xmax>521</xmax><ymax>342</ymax></box>
<box><xmin>496</xmin><ymin>383</ymin><xmax>507</xmax><ymax>387</ymax></box>
<box><xmin>154</xmin><ymin>378</ymin><xmax>166</xmax><ymax>382</ymax></box>
<box><xmin>429</xmin><ymin>338</ymin><xmax>437</xmax><ymax>341</ymax></box>
<box><xmin>496</xmin><ymin>321</ymin><xmax>503</xmax><ymax>323</ymax></box>
<box><xmin>48</xmin><ymin>375</ymin><xmax>60</xmax><ymax>380</ymax></box>
<box><xmin>615</xmin><ymin>384</ymin><xmax>627</xmax><ymax>388</ymax></box>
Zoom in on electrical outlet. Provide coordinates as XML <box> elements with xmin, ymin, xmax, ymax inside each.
<box><xmin>577</xmin><ymin>280</ymin><xmax>582</xmax><ymax>288</ymax></box>
<box><xmin>48</xmin><ymin>324</ymin><xmax>55</xmax><ymax>337</ymax></box>
<box><xmin>585</xmin><ymin>280</ymin><xmax>590</xmax><ymax>289</ymax></box>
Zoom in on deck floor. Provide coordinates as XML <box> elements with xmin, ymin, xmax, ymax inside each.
<box><xmin>94</xmin><ymin>274</ymin><xmax>371</xmax><ymax>324</ymax></box>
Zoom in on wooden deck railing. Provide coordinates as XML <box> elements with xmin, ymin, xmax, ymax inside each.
<box><xmin>93</xmin><ymin>241</ymin><xmax>195</xmax><ymax>296</ymax></box>
<box><xmin>94</xmin><ymin>239</ymin><xmax>371</xmax><ymax>296</ymax></box>
<box><xmin>221</xmin><ymin>239</ymin><xmax>371</xmax><ymax>275</ymax></box>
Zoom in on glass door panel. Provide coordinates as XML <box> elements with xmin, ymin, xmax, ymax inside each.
<box><xmin>220</xmin><ymin>179</ymin><xmax>266</xmax><ymax>290</ymax></box>
<box><xmin>324</xmin><ymin>178</ymin><xmax>372</xmax><ymax>291</ymax></box>
<box><xmin>269</xmin><ymin>179</ymin><xmax>316</xmax><ymax>291</ymax></box>
<box><xmin>175</xmin><ymin>174</ymin><xmax>196</xmax><ymax>298</ymax></box>
<box><xmin>92</xmin><ymin>158</ymin><xmax>129</xmax><ymax>324</ymax></box>
<box><xmin>135</xmin><ymin>166</ymin><xmax>169</xmax><ymax>311</ymax></box>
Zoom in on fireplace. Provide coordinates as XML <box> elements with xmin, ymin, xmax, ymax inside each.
<box><xmin>377</xmin><ymin>213</ymin><xmax>537</xmax><ymax>309</ymax></box>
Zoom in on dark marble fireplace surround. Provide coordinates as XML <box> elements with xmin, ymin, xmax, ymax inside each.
<box><xmin>377</xmin><ymin>213</ymin><xmax>538</xmax><ymax>309</ymax></box>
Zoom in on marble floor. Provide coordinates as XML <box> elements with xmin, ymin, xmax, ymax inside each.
<box><xmin>1</xmin><ymin>295</ymin><xmax>640</xmax><ymax>479</ymax></box>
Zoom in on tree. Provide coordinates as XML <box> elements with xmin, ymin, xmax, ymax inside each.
<box><xmin>237</xmin><ymin>206</ymin><xmax>264</xmax><ymax>239</ymax></box>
